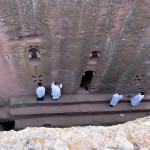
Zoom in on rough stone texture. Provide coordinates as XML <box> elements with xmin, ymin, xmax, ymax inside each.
<box><xmin>0</xmin><ymin>0</ymin><xmax>150</xmax><ymax>97</ymax></box>
<box><xmin>0</xmin><ymin>116</ymin><xmax>150</xmax><ymax>149</ymax></box>
<box><xmin>0</xmin><ymin>96</ymin><xmax>9</xmax><ymax>107</ymax></box>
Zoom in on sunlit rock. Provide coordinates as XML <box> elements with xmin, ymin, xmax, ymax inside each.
<box><xmin>0</xmin><ymin>116</ymin><xmax>150</xmax><ymax>149</ymax></box>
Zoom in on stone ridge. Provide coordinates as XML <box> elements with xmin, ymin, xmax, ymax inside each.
<box><xmin>0</xmin><ymin>116</ymin><xmax>150</xmax><ymax>149</ymax></box>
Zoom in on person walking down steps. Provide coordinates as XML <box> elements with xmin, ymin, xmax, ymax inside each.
<box><xmin>130</xmin><ymin>92</ymin><xmax>144</xmax><ymax>106</ymax></box>
<box><xmin>110</xmin><ymin>93</ymin><xmax>123</xmax><ymax>107</ymax></box>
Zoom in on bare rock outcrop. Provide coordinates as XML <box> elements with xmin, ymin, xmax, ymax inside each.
<box><xmin>0</xmin><ymin>116</ymin><xmax>150</xmax><ymax>150</ymax></box>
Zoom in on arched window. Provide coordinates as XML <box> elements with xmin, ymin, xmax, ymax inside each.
<box><xmin>29</xmin><ymin>48</ymin><xmax>40</xmax><ymax>59</ymax></box>
<box><xmin>89</xmin><ymin>51</ymin><xmax>100</xmax><ymax>64</ymax></box>
<box><xmin>28</xmin><ymin>48</ymin><xmax>41</xmax><ymax>66</ymax></box>
<box><xmin>90</xmin><ymin>51</ymin><xmax>100</xmax><ymax>58</ymax></box>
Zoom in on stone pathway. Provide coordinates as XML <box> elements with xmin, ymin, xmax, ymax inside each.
<box><xmin>8</xmin><ymin>94</ymin><xmax>150</xmax><ymax>130</ymax></box>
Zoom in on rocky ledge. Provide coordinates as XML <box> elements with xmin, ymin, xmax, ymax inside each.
<box><xmin>0</xmin><ymin>117</ymin><xmax>150</xmax><ymax>150</ymax></box>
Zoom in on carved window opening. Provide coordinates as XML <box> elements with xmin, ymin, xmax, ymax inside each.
<box><xmin>133</xmin><ymin>74</ymin><xmax>145</xmax><ymax>82</ymax></box>
<box><xmin>32</xmin><ymin>75</ymin><xmax>43</xmax><ymax>83</ymax></box>
<box><xmin>89</xmin><ymin>51</ymin><xmax>100</xmax><ymax>65</ymax></box>
<box><xmin>28</xmin><ymin>48</ymin><xmax>41</xmax><ymax>66</ymax></box>
<box><xmin>80</xmin><ymin>71</ymin><xmax>95</xmax><ymax>90</ymax></box>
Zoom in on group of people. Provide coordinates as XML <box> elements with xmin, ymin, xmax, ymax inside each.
<box><xmin>36</xmin><ymin>82</ymin><xmax>62</xmax><ymax>101</ymax></box>
<box><xmin>36</xmin><ymin>82</ymin><xmax>145</xmax><ymax>107</ymax></box>
<box><xmin>110</xmin><ymin>92</ymin><xmax>145</xmax><ymax>107</ymax></box>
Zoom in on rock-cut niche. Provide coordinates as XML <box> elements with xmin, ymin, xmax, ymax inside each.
<box><xmin>28</xmin><ymin>47</ymin><xmax>41</xmax><ymax>66</ymax></box>
<box><xmin>88</xmin><ymin>51</ymin><xmax>100</xmax><ymax>65</ymax></box>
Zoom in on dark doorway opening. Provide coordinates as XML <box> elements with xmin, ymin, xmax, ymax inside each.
<box><xmin>0</xmin><ymin>121</ymin><xmax>15</xmax><ymax>131</ymax></box>
<box><xmin>80</xmin><ymin>71</ymin><xmax>94</xmax><ymax>90</ymax></box>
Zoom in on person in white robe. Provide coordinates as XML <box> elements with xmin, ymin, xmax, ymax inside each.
<box><xmin>51</xmin><ymin>82</ymin><xmax>62</xmax><ymax>100</ymax></box>
<box><xmin>36</xmin><ymin>82</ymin><xmax>45</xmax><ymax>101</ymax></box>
<box><xmin>130</xmin><ymin>92</ymin><xmax>144</xmax><ymax>106</ymax></box>
<box><xmin>110</xmin><ymin>93</ymin><xmax>123</xmax><ymax>107</ymax></box>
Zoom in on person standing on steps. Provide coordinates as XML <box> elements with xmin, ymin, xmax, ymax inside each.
<box><xmin>51</xmin><ymin>82</ymin><xmax>63</xmax><ymax>100</ymax></box>
<box><xmin>130</xmin><ymin>92</ymin><xmax>144</xmax><ymax>106</ymax></box>
<box><xmin>36</xmin><ymin>82</ymin><xmax>45</xmax><ymax>101</ymax></box>
<box><xmin>110</xmin><ymin>93</ymin><xmax>123</xmax><ymax>107</ymax></box>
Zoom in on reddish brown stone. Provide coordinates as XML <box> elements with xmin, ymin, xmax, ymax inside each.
<box><xmin>0</xmin><ymin>1</ymin><xmax>149</xmax><ymax>98</ymax></box>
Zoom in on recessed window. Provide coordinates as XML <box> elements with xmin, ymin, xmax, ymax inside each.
<box><xmin>134</xmin><ymin>74</ymin><xmax>145</xmax><ymax>82</ymax></box>
<box><xmin>28</xmin><ymin>48</ymin><xmax>41</xmax><ymax>66</ymax></box>
<box><xmin>89</xmin><ymin>51</ymin><xmax>101</xmax><ymax>65</ymax></box>
<box><xmin>90</xmin><ymin>51</ymin><xmax>100</xmax><ymax>58</ymax></box>
<box><xmin>29</xmin><ymin>48</ymin><xmax>40</xmax><ymax>59</ymax></box>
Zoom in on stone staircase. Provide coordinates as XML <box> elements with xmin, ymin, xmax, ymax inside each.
<box><xmin>9</xmin><ymin>94</ymin><xmax>150</xmax><ymax>130</ymax></box>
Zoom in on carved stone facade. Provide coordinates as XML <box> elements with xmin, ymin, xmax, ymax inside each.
<box><xmin>0</xmin><ymin>0</ymin><xmax>150</xmax><ymax>97</ymax></box>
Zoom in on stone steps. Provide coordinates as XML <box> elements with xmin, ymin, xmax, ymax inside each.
<box><xmin>10</xmin><ymin>94</ymin><xmax>150</xmax><ymax>107</ymax></box>
<box><xmin>15</xmin><ymin>112</ymin><xmax>148</xmax><ymax>130</ymax></box>
<box><xmin>10</xmin><ymin>102</ymin><xmax>150</xmax><ymax>117</ymax></box>
<box><xmin>9</xmin><ymin>94</ymin><xmax>150</xmax><ymax>130</ymax></box>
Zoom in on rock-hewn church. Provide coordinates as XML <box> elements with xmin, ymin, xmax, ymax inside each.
<box><xmin>0</xmin><ymin>0</ymin><xmax>150</xmax><ymax>131</ymax></box>
<box><xmin>0</xmin><ymin>0</ymin><xmax>149</xmax><ymax>98</ymax></box>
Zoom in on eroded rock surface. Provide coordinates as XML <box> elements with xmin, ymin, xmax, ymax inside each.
<box><xmin>0</xmin><ymin>0</ymin><xmax>150</xmax><ymax>96</ymax></box>
<box><xmin>0</xmin><ymin>116</ymin><xmax>150</xmax><ymax>150</ymax></box>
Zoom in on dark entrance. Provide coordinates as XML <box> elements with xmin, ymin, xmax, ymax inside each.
<box><xmin>0</xmin><ymin>121</ymin><xmax>15</xmax><ymax>131</ymax></box>
<box><xmin>80</xmin><ymin>71</ymin><xmax>94</xmax><ymax>90</ymax></box>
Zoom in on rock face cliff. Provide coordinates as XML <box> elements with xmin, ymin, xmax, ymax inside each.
<box><xmin>0</xmin><ymin>116</ymin><xmax>149</xmax><ymax>150</ymax></box>
<box><xmin>0</xmin><ymin>0</ymin><xmax>150</xmax><ymax>98</ymax></box>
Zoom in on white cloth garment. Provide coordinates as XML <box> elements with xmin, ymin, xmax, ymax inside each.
<box><xmin>110</xmin><ymin>93</ymin><xmax>123</xmax><ymax>106</ymax></box>
<box><xmin>36</xmin><ymin>86</ymin><xmax>45</xmax><ymax>98</ymax></box>
<box><xmin>130</xmin><ymin>93</ymin><xmax>144</xmax><ymax>106</ymax></box>
<box><xmin>51</xmin><ymin>83</ymin><xmax>62</xmax><ymax>100</ymax></box>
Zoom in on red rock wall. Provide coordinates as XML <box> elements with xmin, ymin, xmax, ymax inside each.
<box><xmin>0</xmin><ymin>0</ymin><xmax>149</xmax><ymax>97</ymax></box>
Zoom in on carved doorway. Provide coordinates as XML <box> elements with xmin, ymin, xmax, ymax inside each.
<box><xmin>80</xmin><ymin>71</ymin><xmax>94</xmax><ymax>90</ymax></box>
